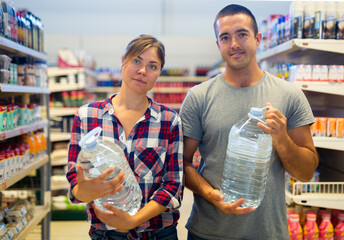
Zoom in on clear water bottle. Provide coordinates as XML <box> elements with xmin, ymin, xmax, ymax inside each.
<box><xmin>77</xmin><ymin>127</ymin><xmax>142</xmax><ymax>216</ymax></box>
<box><xmin>220</xmin><ymin>107</ymin><xmax>272</xmax><ymax>208</ymax></box>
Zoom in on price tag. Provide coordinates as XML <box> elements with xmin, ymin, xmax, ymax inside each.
<box><xmin>0</xmin><ymin>181</ymin><xmax>6</xmax><ymax>190</ymax></box>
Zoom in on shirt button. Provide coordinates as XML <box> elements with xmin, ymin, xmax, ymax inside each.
<box><xmin>109</xmin><ymin>109</ymin><xmax>114</xmax><ymax>114</ymax></box>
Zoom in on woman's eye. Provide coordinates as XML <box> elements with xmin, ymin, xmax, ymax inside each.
<box><xmin>133</xmin><ymin>59</ymin><xmax>140</xmax><ymax>64</ymax></box>
<box><xmin>149</xmin><ymin>65</ymin><xmax>157</xmax><ymax>70</ymax></box>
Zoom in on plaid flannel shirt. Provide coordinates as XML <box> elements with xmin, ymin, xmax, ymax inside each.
<box><xmin>66</xmin><ymin>94</ymin><xmax>184</xmax><ymax>238</ymax></box>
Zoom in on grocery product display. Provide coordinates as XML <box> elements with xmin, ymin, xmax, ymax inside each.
<box><xmin>1</xmin><ymin>0</ymin><xmax>344</xmax><ymax>238</ymax></box>
<box><xmin>257</xmin><ymin>4</ymin><xmax>344</xmax><ymax>216</ymax></box>
<box><xmin>0</xmin><ymin>3</ymin><xmax>50</xmax><ymax>238</ymax></box>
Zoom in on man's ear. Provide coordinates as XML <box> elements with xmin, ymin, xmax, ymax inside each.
<box><xmin>256</xmin><ymin>32</ymin><xmax>262</xmax><ymax>47</ymax></box>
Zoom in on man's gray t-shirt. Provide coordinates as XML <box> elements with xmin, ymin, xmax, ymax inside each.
<box><xmin>180</xmin><ymin>72</ymin><xmax>314</xmax><ymax>240</ymax></box>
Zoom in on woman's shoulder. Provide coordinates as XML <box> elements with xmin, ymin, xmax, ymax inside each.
<box><xmin>77</xmin><ymin>99</ymin><xmax>108</xmax><ymax>117</ymax></box>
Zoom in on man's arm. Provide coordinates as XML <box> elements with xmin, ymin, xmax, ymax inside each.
<box><xmin>277</xmin><ymin>125</ymin><xmax>318</xmax><ymax>182</ymax></box>
<box><xmin>184</xmin><ymin>136</ymin><xmax>255</xmax><ymax>215</ymax></box>
<box><xmin>258</xmin><ymin>106</ymin><xmax>318</xmax><ymax>182</ymax></box>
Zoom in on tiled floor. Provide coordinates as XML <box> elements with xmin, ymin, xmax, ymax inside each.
<box><xmin>25</xmin><ymin>189</ymin><xmax>193</xmax><ymax>240</ymax></box>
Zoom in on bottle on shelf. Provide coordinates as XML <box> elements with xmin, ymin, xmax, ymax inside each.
<box><xmin>289</xmin><ymin>213</ymin><xmax>303</xmax><ymax>240</ymax></box>
<box><xmin>335</xmin><ymin>213</ymin><xmax>344</xmax><ymax>240</ymax></box>
<box><xmin>220</xmin><ymin>106</ymin><xmax>272</xmax><ymax>208</ymax></box>
<box><xmin>323</xmin><ymin>1</ymin><xmax>336</xmax><ymax>39</ymax></box>
<box><xmin>304</xmin><ymin>213</ymin><xmax>320</xmax><ymax>240</ymax></box>
<box><xmin>314</xmin><ymin>1</ymin><xmax>325</xmax><ymax>39</ymax></box>
<box><xmin>337</xmin><ymin>2</ymin><xmax>344</xmax><ymax>40</ymax></box>
<box><xmin>319</xmin><ymin>213</ymin><xmax>334</xmax><ymax>240</ymax></box>
<box><xmin>77</xmin><ymin>127</ymin><xmax>142</xmax><ymax>216</ymax></box>
<box><xmin>303</xmin><ymin>0</ymin><xmax>315</xmax><ymax>39</ymax></box>
<box><xmin>290</xmin><ymin>0</ymin><xmax>304</xmax><ymax>39</ymax></box>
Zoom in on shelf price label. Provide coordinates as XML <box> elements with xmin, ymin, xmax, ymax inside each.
<box><xmin>0</xmin><ymin>132</ymin><xmax>5</xmax><ymax>140</ymax></box>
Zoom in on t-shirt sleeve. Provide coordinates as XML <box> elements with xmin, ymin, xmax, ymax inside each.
<box><xmin>180</xmin><ymin>90</ymin><xmax>203</xmax><ymax>141</ymax></box>
<box><xmin>286</xmin><ymin>86</ymin><xmax>315</xmax><ymax>130</ymax></box>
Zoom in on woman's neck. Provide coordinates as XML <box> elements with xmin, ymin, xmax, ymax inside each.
<box><xmin>113</xmin><ymin>90</ymin><xmax>149</xmax><ymax>111</ymax></box>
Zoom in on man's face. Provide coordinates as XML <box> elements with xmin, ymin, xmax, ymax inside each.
<box><xmin>215</xmin><ymin>13</ymin><xmax>261</xmax><ymax>71</ymax></box>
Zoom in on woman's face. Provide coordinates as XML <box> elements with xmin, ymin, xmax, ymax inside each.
<box><xmin>121</xmin><ymin>47</ymin><xmax>162</xmax><ymax>95</ymax></box>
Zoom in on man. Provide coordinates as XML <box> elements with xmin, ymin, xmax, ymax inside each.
<box><xmin>179</xmin><ymin>4</ymin><xmax>318</xmax><ymax>240</ymax></box>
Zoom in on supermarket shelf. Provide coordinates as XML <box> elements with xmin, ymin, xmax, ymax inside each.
<box><xmin>257</xmin><ymin>39</ymin><xmax>344</xmax><ymax>64</ymax></box>
<box><xmin>51</xmin><ymin>209</ymin><xmax>86</xmax><ymax>221</ymax></box>
<box><xmin>158</xmin><ymin>76</ymin><xmax>208</xmax><ymax>82</ymax></box>
<box><xmin>0</xmin><ymin>120</ymin><xmax>49</xmax><ymax>141</ymax></box>
<box><xmin>50</xmin><ymin>132</ymin><xmax>71</xmax><ymax>142</ymax></box>
<box><xmin>151</xmin><ymin>87</ymin><xmax>189</xmax><ymax>93</ymax></box>
<box><xmin>50</xmin><ymin>107</ymin><xmax>78</xmax><ymax>117</ymax></box>
<box><xmin>0</xmin><ymin>154</ymin><xmax>49</xmax><ymax>190</ymax></box>
<box><xmin>313</xmin><ymin>137</ymin><xmax>344</xmax><ymax>151</ymax></box>
<box><xmin>51</xmin><ymin>176</ymin><xmax>69</xmax><ymax>191</ymax></box>
<box><xmin>16</xmin><ymin>206</ymin><xmax>50</xmax><ymax>240</ymax></box>
<box><xmin>0</xmin><ymin>84</ymin><xmax>50</xmax><ymax>94</ymax></box>
<box><xmin>294</xmin><ymin>82</ymin><xmax>344</xmax><ymax>96</ymax></box>
<box><xmin>47</xmin><ymin>67</ymin><xmax>96</xmax><ymax>77</ymax></box>
<box><xmin>207</xmin><ymin>67</ymin><xmax>224</xmax><ymax>78</ymax></box>
<box><xmin>163</xmin><ymin>103</ymin><xmax>182</xmax><ymax>110</ymax></box>
<box><xmin>48</xmin><ymin>83</ymin><xmax>90</xmax><ymax>93</ymax></box>
<box><xmin>0</xmin><ymin>36</ymin><xmax>48</xmax><ymax>61</ymax></box>
<box><xmin>51</xmin><ymin>149</ymin><xmax>68</xmax><ymax>166</ymax></box>
<box><xmin>286</xmin><ymin>182</ymin><xmax>344</xmax><ymax>210</ymax></box>
<box><xmin>87</xmin><ymin>86</ymin><xmax>121</xmax><ymax>93</ymax></box>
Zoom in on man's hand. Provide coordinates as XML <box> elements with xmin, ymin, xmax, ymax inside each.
<box><xmin>210</xmin><ymin>189</ymin><xmax>255</xmax><ymax>215</ymax></box>
<box><xmin>258</xmin><ymin>103</ymin><xmax>288</xmax><ymax>147</ymax></box>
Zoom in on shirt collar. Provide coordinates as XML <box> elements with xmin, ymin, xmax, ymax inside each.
<box><xmin>103</xmin><ymin>94</ymin><xmax>160</xmax><ymax>121</ymax></box>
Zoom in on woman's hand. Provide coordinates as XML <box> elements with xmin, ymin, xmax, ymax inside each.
<box><xmin>93</xmin><ymin>202</ymin><xmax>137</xmax><ymax>232</ymax></box>
<box><xmin>210</xmin><ymin>189</ymin><xmax>255</xmax><ymax>215</ymax></box>
<box><xmin>72</xmin><ymin>164</ymin><xmax>125</xmax><ymax>203</ymax></box>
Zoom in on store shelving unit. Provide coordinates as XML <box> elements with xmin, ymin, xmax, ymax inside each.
<box><xmin>257</xmin><ymin>39</ymin><xmax>344</xmax><ymax>64</ymax></box>
<box><xmin>257</xmin><ymin>39</ymin><xmax>344</xmax><ymax>210</ymax></box>
<box><xmin>285</xmin><ymin>182</ymin><xmax>344</xmax><ymax>210</ymax></box>
<box><xmin>48</xmin><ymin>67</ymin><xmax>97</xmax><ymax>92</ymax></box>
<box><xmin>90</xmin><ymin>76</ymin><xmax>208</xmax><ymax>111</ymax></box>
<box><xmin>0</xmin><ymin>38</ymin><xmax>51</xmax><ymax>239</ymax></box>
<box><xmin>293</xmin><ymin>82</ymin><xmax>344</xmax><ymax>97</ymax></box>
<box><xmin>48</xmin><ymin>67</ymin><xmax>97</xmax><ymax>220</ymax></box>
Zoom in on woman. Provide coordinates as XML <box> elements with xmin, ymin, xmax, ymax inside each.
<box><xmin>66</xmin><ymin>35</ymin><xmax>184</xmax><ymax>240</ymax></box>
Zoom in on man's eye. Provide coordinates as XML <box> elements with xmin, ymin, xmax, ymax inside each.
<box><xmin>239</xmin><ymin>33</ymin><xmax>247</xmax><ymax>38</ymax></box>
<box><xmin>221</xmin><ymin>36</ymin><xmax>229</xmax><ymax>41</ymax></box>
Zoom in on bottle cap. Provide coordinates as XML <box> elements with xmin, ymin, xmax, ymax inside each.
<box><xmin>78</xmin><ymin>127</ymin><xmax>102</xmax><ymax>150</ymax></box>
<box><xmin>250</xmin><ymin>107</ymin><xmax>263</xmax><ymax>118</ymax></box>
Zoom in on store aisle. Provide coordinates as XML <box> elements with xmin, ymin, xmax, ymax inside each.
<box><xmin>25</xmin><ymin>189</ymin><xmax>193</xmax><ymax>240</ymax></box>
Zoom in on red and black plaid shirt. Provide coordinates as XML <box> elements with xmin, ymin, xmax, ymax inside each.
<box><xmin>66</xmin><ymin>95</ymin><xmax>184</xmax><ymax>237</ymax></box>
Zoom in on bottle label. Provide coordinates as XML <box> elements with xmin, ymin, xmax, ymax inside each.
<box><xmin>314</xmin><ymin>11</ymin><xmax>322</xmax><ymax>39</ymax></box>
<box><xmin>293</xmin><ymin>16</ymin><xmax>303</xmax><ymax>38</ymax></box>
<box><xmin>337</xmin><ymin>16</ymin><xmax>344</xmax><ymax>39</ymax></box>
<box><xmin>304</xmin><ymin>16</ymin><xmax>315</xmax><ymax>38</ymax></box>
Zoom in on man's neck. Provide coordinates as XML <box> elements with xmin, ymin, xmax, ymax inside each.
<box><xmin>223</xmin><ymin>64</ymin><xmax>264</xmax><ymax>88</ymax></box>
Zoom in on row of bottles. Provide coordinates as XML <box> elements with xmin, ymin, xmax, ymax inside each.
<box><xmin>288</xmin><ymin>205</ymin><xmax>344</xmax><ymax>240</ymax></box>
<box><xmin>0</xmin><ymin>0</ymin><xmax>44</xmax><ymax>52</ymax></box>
<box><xmin>259</xmin><ymin>0</ymin><xmax>344</xmax><ymax>52</ymax></box>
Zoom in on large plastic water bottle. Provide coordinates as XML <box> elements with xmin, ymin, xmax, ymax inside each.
<box><xmin>77</xmin><ymin>127</ymin><xmax>142</xmax><ymax>216</ymax></box>
<box><xmin>220</xmin><ymin>106</ymin><xmax>272</xmax><ymax>208</ymax></box>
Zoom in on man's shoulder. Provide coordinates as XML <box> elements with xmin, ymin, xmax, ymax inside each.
<box><xmin>188</xmin><ymin>74</ymin><xmax>221</xmax><ymax>94</ymax></box>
